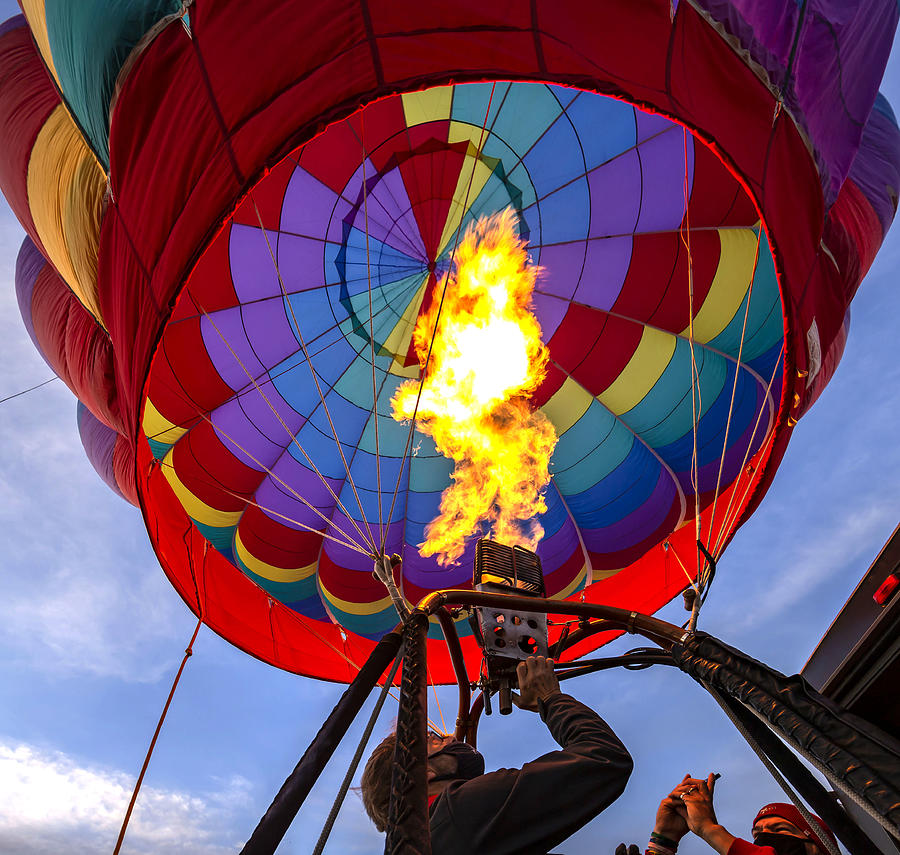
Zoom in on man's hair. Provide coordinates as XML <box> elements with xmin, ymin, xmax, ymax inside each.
<box><xmin>361</xmin><ymin>732</ymin><xmax>397</xmax><ymax>832</ymax></box>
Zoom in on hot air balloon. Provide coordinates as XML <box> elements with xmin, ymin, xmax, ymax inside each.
<box><xmin>2</xmin><ymin>2</ymin><xmax>899</xmax><ymax>691</ymax></box>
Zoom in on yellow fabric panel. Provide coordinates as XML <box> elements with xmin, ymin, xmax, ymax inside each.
<box><xmin>143</xmin><ymin>398</ymin><xmax>189</xmax><ymax>445</ymax></box>
<box><xmin>599</xmin><ymin>326</ymin><xmax>676</xmax><ymax>415</ymax></box>
<box><xmin>401</xmin><ymin>86</ymin><xmax>452</xmax><ymax>126</ymax></box>
<box><xmin>384</xmin><ymin>273</ymin><xmax>429</xmax><ymax>378</ymax></box>
<box><xmin>686</xmin><ymin>228</ymin><xmax>758</xmax><ymax>343</ymax></box>
<box><xmin>436</xmin><ymin>123</ymin><xmax>498</xmax><ymax>254</ymax></box>
<box><xmin>234</xmin><ymin>530</ymin><xmax>317</xmax><ymax>584</ymax></box>
<box><xmin>20</xmin><ymin>0</ymin><xmax>62</xmax><ymax>88</ymax></box>
<box><xmin>541</xmin><ymin>377</ymin><xmax>592</xmax><ymax>435</ymax></box>
<box><xmin>318</xmin><ymin>581</ymin><xmax>396</xmax><ymax>616</ymax></box>
<box><xmin>27</xmin><ymin>105</ymin><xmax>106</xmax><ymax>326</ymax></box>
<box><xmin>554</xmin><ymin>564</ymin><xmax>589</xmax><ymax>599</ymax></box>
<box><xmin>161</xmin><ymin>449</ymin><xmax>243</xmax><ymax>528</ymax></box>
<box><xmin>591</xmin><ymin>567</ymin><xmax>622</xmax><ymax>582</ymax></box>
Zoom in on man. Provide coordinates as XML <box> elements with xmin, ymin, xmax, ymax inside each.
<box><xmin>361</xmin><ymin>655</ymin><xmax>633</xmax><ymax>854</ymax></box>
<box><xmin>645</xmin><ymin>773</ymin><xmax>838</xmax><ymax>855</ymax></box>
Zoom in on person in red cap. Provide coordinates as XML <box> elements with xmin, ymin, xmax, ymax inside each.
<box><xmin>643</xmin><ymin>774</ymin><xmax>839</xmax><ymax>855</ymax></box>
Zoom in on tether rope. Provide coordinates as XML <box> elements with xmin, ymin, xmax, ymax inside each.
<box><xmin>112</xmin><ymin>616</ymin><xmax>203</xmax><ymax>855</ymax></box>
<box><xmin>311</xmin><ymin>642</ymin><xmax>404</xmax><ymax>854</ymax></box>
<box><xmin>0</xmin><ymin>376</ymin><xmax>58</xmax><ymax>404</ymax></box>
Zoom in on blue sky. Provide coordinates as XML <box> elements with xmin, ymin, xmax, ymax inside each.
<box><xmin>0</xmin><ymin>7</ymin><xmax>899</xmax><ymax>854</ymax></box>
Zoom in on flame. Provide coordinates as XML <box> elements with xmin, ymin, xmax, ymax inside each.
<box><xmin>391</xmin><ymin>208</ymin><xmax>558</xmax><ymax>565</ymax></box>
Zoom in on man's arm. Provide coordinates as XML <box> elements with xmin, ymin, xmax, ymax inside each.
<box><xmin>430</xmin><ymin>658</ymin><xmax>633</xmax><ymax>855</ymax></box>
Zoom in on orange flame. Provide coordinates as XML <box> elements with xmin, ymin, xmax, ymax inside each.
<box><xmin>391</xmin><ymin>208</ymin><xmax>558</xmax><ymax>565</ymax></box>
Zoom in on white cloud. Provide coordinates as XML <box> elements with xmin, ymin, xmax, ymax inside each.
<box><xmin>0</xmin><ymin>739</ymin><xmax>252</xmax><ymax>855</ymax></box>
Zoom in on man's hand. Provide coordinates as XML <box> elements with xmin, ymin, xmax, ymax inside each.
<box><xmin>653</xmin><ymin>774</ymin><xmax>691</xmax><ymax>842</ymax></box>
<box><xmin>678</xmin><ymin>773</ymin><xmax>735</xmax><ymax>855</ymax></box>
<box><xmin>512</xmin><ymin>655</ymin><xmax>560</xmax><ymax>712</ymax></box>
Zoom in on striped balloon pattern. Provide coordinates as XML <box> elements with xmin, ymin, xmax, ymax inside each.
<box><xmin>143</xmin><ymin>83</ymin><xmax>783</xmax><ymax>639</ymax></box>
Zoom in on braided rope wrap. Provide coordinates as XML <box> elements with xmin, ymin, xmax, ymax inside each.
<box><xmin>385</xmin><ymin>613</ymin><xmax>432</xmax><ymax>855</ymax></box>
<box><xmin>672</xmin><ymin>633</ymin><xmax>900</xmax><ymax>836</ymax></box>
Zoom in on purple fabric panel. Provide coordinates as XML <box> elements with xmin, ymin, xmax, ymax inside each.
<box><xmin>792</xmin><ymin>0</ymin><xmax>898</xmax><ymax>202</ymax></box>
<box><xmin>200</xmin><ymin>300</ymin><xmax>298</xmax><ymax>392</ymax></box>
<box><xmin>634</xmin><ymin>129</ymin><xmax>694</xmax><ymax>234</ymax></box>
<box><xmin>588</xmin><ymin>149</ymin><xmax>641</xmax><ymax>238</ymax></box>
<box><xmin>280</xmin><ymin>167</ymin><xmax>341</xmax><ymax>237</ymax></box>
<box><xmin>229</xmin><ymin>225</ymin><xmax>283</xmax><ymax>301</ymax></box>
<box><xmin>211</xmin><ymin>381</ymin><xmax>304</xmax><ymax>471</ymax></box>
<box><xmin>255</xmin><ymin>453</ymin><xmax>342</xmax><ymax>531</ymax></box>
<box><xmin>695</xmin><ymin>0</ymin><xmax>898</xmax><ymax>203</ymax></box>
<box><xmin>0</xmin><ymin>14</ymin><xmax>25</xmax><ymax>40</ymax></box>
<box><xmin>847</xmin><ymin>93</ymin><xmax>900</xmax><ymax>235</ymax></box>
<box><xmin>573</xmin><ymin>236</ymin><xmax>632</xmax><ymax>309</ymax></box>
<box><xmin>77</xmin><ymin>401</ymin><xmax>124</xmax><ymax>499</ymax></box>
<box><xmin>14</xmin><ymin>237</ymin><xmax>46</xmax><ymax>363</ymax></box>
<box><xmin>694</xmin><ymin>0</ymin><xmax>797</xmax><ymax>77</ymax></box>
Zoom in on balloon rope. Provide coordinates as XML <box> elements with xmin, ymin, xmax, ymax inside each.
<box><xmin>112</xmin><ymin>616</ymin><xmax>203</xmax><ymax>855</ymax></box>
<box><xmin>156</xmin><ymin>458</ymin><xmax>371</xmax><ymax>556</ymax></box>
<box><xmin>428</xmin><ymin>662</ymin><xmax>448</xmax><ymax>735</ymax></box>
<box><xmin>0</xmin><ymin>375</ymin><xmax>58</xmax><ymax>404</ymax></box>
<box><xmin>382</xmin><ymin>82</ymin><xmax>498</xmax><ymax>540</ymax></box>
<box><xmin>664</xmin><ymin>539</ymin><xmax>701</xmax><ymax>594</ymax></box>
<box><xmin>193</xmin><ymin>300</ymin><xmax>376</xmax><ymax>553</ymax></box>
<box><xmin>249</xmin><ymin>195</ymin><xmax>379</xmax><ymax>553</ymax></box>
<box><xmin>710</xmin><ymin>342</ymin><xmax>784</xmax><ymax>559</ymax></box>
<box><xmin>360</xmin><ymin>114</ymin><xmax>386</xmax><ymax>552</ymax></box>
<box><xmin>681</xmin><ymin>129</ymin><xmax>702</xmax><ymax>591</ymax></box>
<box><xmin>705</xmin><ymin>224</ymin><xmax>762</xmax><ymax>562</ymax></box>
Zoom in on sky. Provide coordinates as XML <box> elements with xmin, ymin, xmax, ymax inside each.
<box><xmin>0</xmin><ymin>7</ymin><xmax>899</xmax><ymax>855</ymax></box>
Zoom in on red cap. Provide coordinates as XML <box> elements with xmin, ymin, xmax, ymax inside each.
<box><xmin>753</xmin><ymin>804</ymin><xmax>838</xmax><ymax>855</ymax></box>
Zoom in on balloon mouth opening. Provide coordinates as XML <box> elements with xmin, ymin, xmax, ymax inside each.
<box><xmin>143</xmin><ymin>79</ymin><xmax>783</xmax><ymax>650</ymax></box>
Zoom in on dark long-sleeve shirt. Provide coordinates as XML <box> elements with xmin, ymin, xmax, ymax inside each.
<box><xmin>429</xmin><ymin>693</ymin><xmax>633</xmax><ymax>855</ymax></box>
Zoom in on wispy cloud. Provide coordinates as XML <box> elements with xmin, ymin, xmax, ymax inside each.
<box><xmin>0</xmin><ymin>738</ymin><xmax>252</xmax><ymax>855</ymax></box>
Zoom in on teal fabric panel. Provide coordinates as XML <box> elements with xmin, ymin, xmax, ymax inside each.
<box><xmin>44</xmin><ymin>0</ymin><xmax>183</xmax><ymax>169</ymax></box>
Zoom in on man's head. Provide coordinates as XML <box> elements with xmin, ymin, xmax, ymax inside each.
<box><xmin>360</xmin><ymin>731</ymin><xmax>485</xmax><ymax>831</ymax></box>
<box><xmin>752</xmin><ymin>804</ymin><xmax>838</xmax><ymax>855</ymax></box>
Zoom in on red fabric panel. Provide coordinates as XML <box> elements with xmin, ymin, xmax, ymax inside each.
<box><xmin>826</xmin><ymin>178</ymin><xmax>883</xmax><ymax>292</ymax></box>
<box><xmin>170</xmin><ymin>224</ymin><xmax>238</xmax><ymax>321</ymax></box>
<box><xmin>237</xmin><ymin>504</ymin><xmax>323</xmax><ymax>570</ymax></box>
<box><xmin>689</xmin><ymin>139</ymin><xmax>760</xmax><ymax>228</ymax></box>
<box><xmin>113</xmin><ymin>434</ymin><xmax>139</xmax><ymax>505</ymax></box>
<box><xmin>29</xmin><ymin>259</ymin><xmax>122</xmax><ymax>431</ymax></box>
<box><xmin>173</xmin><ymin>420</ymin><xmax>264</xmax><ymax>509</ymax></box>
<box><xmin>531</xmin><ymin>361</ymin><xmax>566</xmax><ymax>409</ymax></box>
<box><xmin>100</xmin><ymin>0</ymin><xmax>844</xmax><ymax>678</ymax></box>
<box><xmin>0</xmin><ymin>19</ymin><xmax>58</xmax><ymax>256</ymax></box>
<box><xmin>146</xmin><ymin>315</ymin><xmax>234</xmax><ymax>428</ymax></box>
<box><xmin>231</xmin><ymin>156</ymin><xmax>295</xmax><ymax>231</ymax></box>
<box><xmin>571</xmin><ymin>313</ymin><xmax>644</xmax><ymax>397</ymax></box>
<box><xmin>614</xmin><ymin>231</ymin><xmax>720</xmax><ymax>336</ymax></box>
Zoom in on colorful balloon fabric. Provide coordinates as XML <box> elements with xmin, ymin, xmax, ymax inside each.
<box><xmin>0</xmin><ymin>2</ymin><xmax>898</xmax><ymax>682</ymax></box>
